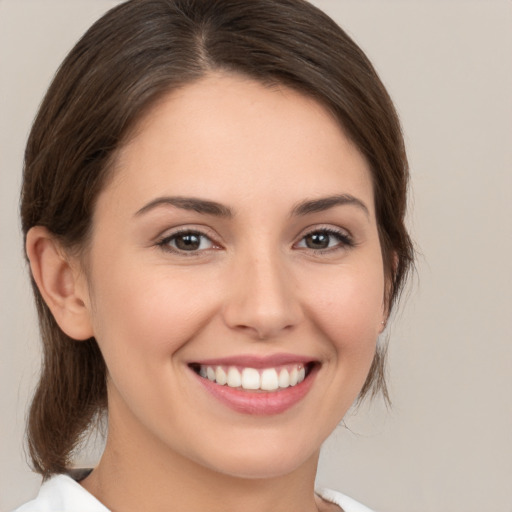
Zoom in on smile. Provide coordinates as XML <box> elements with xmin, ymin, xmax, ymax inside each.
<box><xmin>192</xmin><ymin>363</ymin><xmax>309</xmax><ymax>391</ymax></box>
<box><xmin>189</xmin><ymin>358</ymin><xmax>318</xmax><ymax>415</ymax></box>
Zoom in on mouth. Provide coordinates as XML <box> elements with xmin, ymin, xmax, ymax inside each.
<box><xmin>188</xmin><ymin>357</ymin><xmax>319</xmax><ymax>415</ymax></box>
<box><xmin>189</xmin><ymin>361</ymin><xmax>317</xmax><ymax>392</ymax></box>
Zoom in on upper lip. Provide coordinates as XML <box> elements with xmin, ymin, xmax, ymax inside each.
<box><xmin>189</xmin><ymin>353</ymin><xmax>317</xmax><ymax>369</ymax></box>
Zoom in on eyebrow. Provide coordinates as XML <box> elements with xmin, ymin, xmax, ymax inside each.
<box><xmin>134</xmin><ymin>196</ymin><xmax>233</xmax><ymax>218</ymax></box>
<box><xmin>291</xmin><ymin>194</ymin><xmax>369</xmax><ymax>217</ymax></box>
<box><xmin>134</xmin><ymin>193</ymin><xmax>369</xmax><ymax>219</ymax></box>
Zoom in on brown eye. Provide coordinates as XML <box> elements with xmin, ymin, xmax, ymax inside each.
<box><xmin>304</xmin><ymin>232</ymin><xmax>331</xmax><ymax>250</ymax></box>
<box><xmin>159</xmin><ymin>231</ymin><xmax>214</xmax><ymax>253</ymax></box>
<box><xmin>296</xmin><ymin>229</ymin><xmax>353</xmax><ymax>251</ymax></box>
<box><xmin>174</xmin><ymin>233</ymin><xmax>201</xmax><ymax>251</ymax></box>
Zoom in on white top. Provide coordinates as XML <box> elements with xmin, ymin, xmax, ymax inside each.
<box><xmin>14</xmin><ymin>474</ymin><xmax>376</xmax><ymax>512</ymax></box>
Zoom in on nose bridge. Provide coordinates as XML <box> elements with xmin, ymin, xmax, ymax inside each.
<box><xmin>223</xmin><ymin>243</ymin><xmax>302</xmax><ymax>339</ymax></box>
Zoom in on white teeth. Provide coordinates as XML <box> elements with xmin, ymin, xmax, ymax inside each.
<box><xmin>227</xmin><ymin>366</ymin><xmax>242</xmax><ymax>387</ymax></box>
<box><xmin>260</xmin><ymin>368</ymin><xmax>279</xmax><ymax>391</ymax></box>
<box><xmin>241</xmin><ymin>368</ymin><xmax>260</xmax><ymax>390</ymax></box>
<box><xmin>289</xmin><ymin>366</ymin><xmax>299</xmax><ymax>386</ymax></box>
<box><xmin>206</xmin><ymin>367</ymin><xmax>216</xmax><ymax>381</ymax></box>
<box><xmin>278</xmin><ymin>368</ymin><xmax>290</xmax><ymax>388</ymax></box>
<box><xmin>197</xmin><ymin>363</ymin><xmax>308</xmax><ymax>391</ymax></box>
<box><xmin>215</xmin><ymin>366</ymin><xmax>227</xmax><ymax>385</ymax></box>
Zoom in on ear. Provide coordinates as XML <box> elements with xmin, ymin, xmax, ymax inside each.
<box><xmin>26</xmin><ymin>226</ymin><xmax>94</xmax><ymax>340</ymax></box>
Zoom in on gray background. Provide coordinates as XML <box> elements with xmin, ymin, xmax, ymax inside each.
<box><xmin>1</xmin><ymin>1</ymin><xmax>511</xmax><ymax>511</ymax></box>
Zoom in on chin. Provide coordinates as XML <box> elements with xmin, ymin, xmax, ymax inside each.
<box><xmin>191</xmin><ymin>432</ymin><xmax>321</xmax><ymax>480</ymax></box>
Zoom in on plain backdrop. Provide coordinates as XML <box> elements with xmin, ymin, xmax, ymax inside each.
<box><xmin>1</xmin><ymin>1</ymin><xmax>511</xmax><ymax>511</ymax></box>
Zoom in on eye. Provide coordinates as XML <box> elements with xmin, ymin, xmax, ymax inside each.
<box><xmin>295</xmin><ymin>228</ymin><xmax>353</xmax><ymax>252</ymax></box>
<box><xmin>157</xmin><ymin>230</ymin><xmax>216</xmax><ymax>253</ymax></box>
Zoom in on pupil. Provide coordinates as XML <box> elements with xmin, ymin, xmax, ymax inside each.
<box><xmin>306</xmin><ymin>232</ymin><xmax>329</xmax><ymax>249</ymax></box>
<box><xmin>176</xmin><ymin>234</ymin><xmax>200</xmax><ymax>251</ymax></box>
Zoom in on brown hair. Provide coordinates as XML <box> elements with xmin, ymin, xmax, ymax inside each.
<box><xmin>21</xmin><ymin>0</ymin><xmax>414</xmax><ymax>478</ymax></box>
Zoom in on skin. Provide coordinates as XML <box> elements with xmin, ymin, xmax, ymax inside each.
<box><xmin>27</xmin><ymin>73</ymin><xmax>387</xmax><ymax>512</ymax></box>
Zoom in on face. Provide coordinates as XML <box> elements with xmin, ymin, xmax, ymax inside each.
<box><xmin>80</xmin><ymin>73</ymin><xmax>386</xmax><ymax>479</ymax></box>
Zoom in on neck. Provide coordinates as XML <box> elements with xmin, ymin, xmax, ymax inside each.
<box><xmin>81</xmin><ymin>411</ymin><xmax>322</xmax><ymax>512</ymax></box>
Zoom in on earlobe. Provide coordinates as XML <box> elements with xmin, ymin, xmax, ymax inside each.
<box><xmin>26</xmin><ymin>226</ymin><xmax>94</xmax><ymax>341</ymax></box>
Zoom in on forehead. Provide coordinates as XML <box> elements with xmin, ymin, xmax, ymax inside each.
<box><xmin>101</xmin><ymin>73</ymin><xmax>374</xmax><ymax>217</ymax></box>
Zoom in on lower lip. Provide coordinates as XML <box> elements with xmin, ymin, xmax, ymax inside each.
<box><xmin>193</xmin><ymin>366</ymin><xmax>318</xmax><ymax>415</ymax></box>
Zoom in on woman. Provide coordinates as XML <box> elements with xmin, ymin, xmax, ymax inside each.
<box><xmin>15</xmin><ymin>0</ymin><xmax>413</xmax><ymax>511</ymax></box>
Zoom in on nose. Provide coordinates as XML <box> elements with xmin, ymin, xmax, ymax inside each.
<box><xmin>222</xmin><ymin>251</ymin><xmax>303</xmax><ymax>340</ymax></box>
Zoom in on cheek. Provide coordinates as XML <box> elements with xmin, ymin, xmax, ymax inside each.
<box><xmin>85</xmin><ymin>262</ymin><xmax>224</xmax><ymax>425</ymax></box>
<box><xmin>305</xmin><ymin>262</ymin><xmax>385</xmax><ymax>351</ymax></box>
<box><xmin>86</xmin><ymin>256</ymin><xmax>221</xmax><ymax>364</ymax></box>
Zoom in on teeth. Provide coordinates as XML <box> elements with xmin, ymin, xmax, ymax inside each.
<box><xmin>278</xmin><ymin>368</ymin><xmax>290</xmax><ymax>388</ymax></box>
<box><xmin>260</xmin><ymin>368</ymin><xmax>279</xmax><ymax>391</ymax></box>
<box><xmin>215</xmin><ymin>366</ymin><xmax>227</xmax><ymax>385</ymax></box>
<box><xmin>196</xmin><ymin>364</ymin><xmax>308</xmax><ymax>391</ymax></box>
<box><xmin>289</xmin><ymin>366</ymin><xmax>298</xmax><ymax>386</ymax></box>
<box><xmin>227</xmin><ymin>366</ymin><xmax>242</xmax><ymax>387</ymax></box>
<box><xmin>241</xmin><ymin>368</ymin><xmax>260</xmax><ymax>390</ymax></box>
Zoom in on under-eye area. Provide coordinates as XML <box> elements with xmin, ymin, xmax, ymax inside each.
<box><xmin>189</xmin><ymin>362</ymin><xmax>318</xmax><ymax>392</ymax></box>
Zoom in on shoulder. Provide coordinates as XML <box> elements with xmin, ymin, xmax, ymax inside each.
<box><xmin>13</xmin><ymin>473</ymin><xmax>109</xmax><ymax>512</ymax></box>
<box><xmin>316</xmin><ymin>488</ymin><xmax>377</xmax><ymax>512</ymax></box>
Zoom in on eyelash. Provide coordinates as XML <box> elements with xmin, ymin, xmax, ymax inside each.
<box><xmin>156</xmin><ymin>228</ymin><xmax>218</xmax><ymax>256</ymax></box>
<box><xmin>156</xmin><ymin>227</ymin><xmax>354</xmax><ymax>256</ymax></box>
<box><xmin>294</xmin><ymin>227</ymin><xmax>354</xmax><ymax>254</ymax></box>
